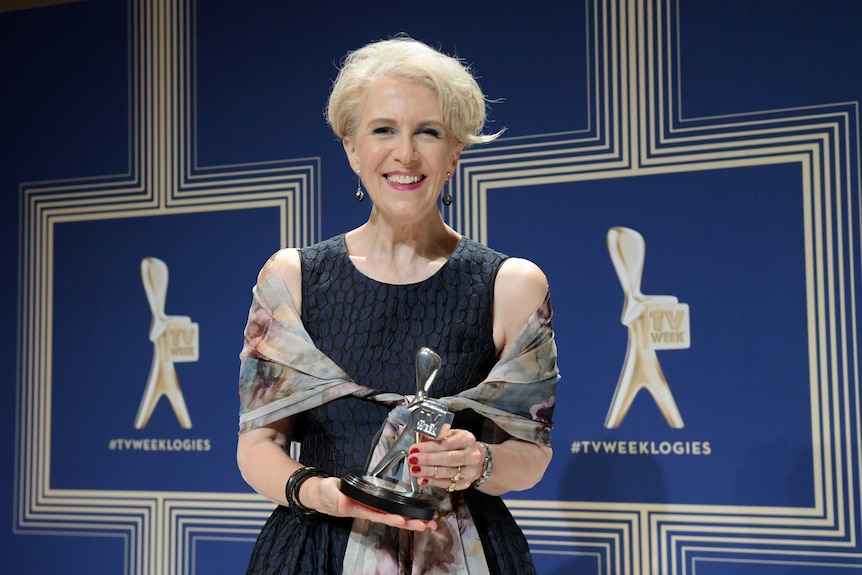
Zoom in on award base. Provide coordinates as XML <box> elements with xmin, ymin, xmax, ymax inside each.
<box><xmin>340</xmin><ymin>471</ymin><xmax>436</xmax><ymax>521</ymax></box>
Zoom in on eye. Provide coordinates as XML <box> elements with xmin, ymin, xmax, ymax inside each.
<box><xmin>371</xmin><ymin>126</ymin><xmax>395</xmax><ymax>135</ymax></box>
<box><xmin>418</xmin><ymin>127</ymin><xmax>441</xmax><ymax>138</ymax></box>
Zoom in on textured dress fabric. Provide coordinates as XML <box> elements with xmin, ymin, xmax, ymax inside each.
<box><xmin>244</xmin><ymin>235</ymin><xmax>538</xmax><ymax>575</ymax></box>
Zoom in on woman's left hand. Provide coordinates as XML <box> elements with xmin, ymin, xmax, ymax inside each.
<box><xmin>407</xmin><ymin>429</ymin><xmax>485</xmax><ymax>492</ymax></box>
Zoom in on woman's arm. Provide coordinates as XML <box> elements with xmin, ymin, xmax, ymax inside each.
<box><xmin>485</xmin><ymin>257</ymin><xmax>554</xmax><ymax>493</ymax></box>
<box><xmin>237</xmin><ymin>412</ymin><xmax>438</xmax><ymax>531</ymax></box>
<box><xmin>237</xmin><ymin>418</ymin><xmax>298</xmax><ymax>506</ymax></box>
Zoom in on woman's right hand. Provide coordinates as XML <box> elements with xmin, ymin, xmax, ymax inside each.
<box><xmin>238</xmin><ymin>425</ymin><xmax>434</xmax><ymax>530</ymax></box>
<box><xmin>309</xmin><ymin>476</ymin><xmax>437</xmax><ymax>531</ymax></box>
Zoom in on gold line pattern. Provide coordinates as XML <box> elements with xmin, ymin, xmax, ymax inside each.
<box><xmin>15</xmin><ymin>0</ymin><xmax>316</xmax><ymax>573</ymax></box>
<box><xmin>13</xmin><ymin>0</ymin><xmax>861</xmax><ymax>573</ymax></box>
<box><xmin>448</xmin><ymin>0</ymin><xmax>861</xmax><ymax>573</ymax></box>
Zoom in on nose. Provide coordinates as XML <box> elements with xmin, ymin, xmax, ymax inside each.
<box><xmin>392</xmin><ymin>133</ymin><xmax>418</xmax><ymax>164</ymax></box>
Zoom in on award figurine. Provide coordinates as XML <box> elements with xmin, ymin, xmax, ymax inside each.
<box><xmin>135</xmin><ymin>257</ymin><xmax>198</xmax><ymax>429</ymax></box>
<box><xmin>604</xmin><ymin>227</ymin><xmax>688</xmax><ymax>429</ymax></box>
<box><xmin>340</xmin><ymin>347</ymin><xmax>453</xmax><ymax>520</ymax></box>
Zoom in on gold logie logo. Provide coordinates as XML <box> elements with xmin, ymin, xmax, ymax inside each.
<box><xmin>605</xmin><ymin>227</ymin><xmax>690</xmax><ymax>429</ymax></box>
<box><xmin>134</xmin><ymin>257</ymin><xmax>199</xmax><ymax>429</ymax></box>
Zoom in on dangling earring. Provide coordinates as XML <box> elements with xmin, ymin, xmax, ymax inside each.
<box><xmin>442</xmin><ymin>171</ymin><xmax>453</xmax><ymax>206</ymax></box>
<box><xmin>355</xmin><ymin>170</ymin><xmax>364</xmax><ymax>202</ymax></box>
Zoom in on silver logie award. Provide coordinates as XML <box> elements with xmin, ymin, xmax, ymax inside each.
<box><xmin>340</xmin><ymin>347</ymin><xmax>453</xmax><ymax>520</ymax></box>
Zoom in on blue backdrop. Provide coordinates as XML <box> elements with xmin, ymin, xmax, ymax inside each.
<box><xmin>1</xmin><ymin>0</ymin><xmax>860</xmax><ymax>573</ymax></box>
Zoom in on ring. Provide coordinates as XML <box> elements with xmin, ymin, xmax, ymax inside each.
<box><xmin>434</xmin><ymin>466</ymin><xmax>438</xmax><ymax>478</ymax></box>
<box><xmin>447</xmin><ymin>467</ymin><xmax>462</xmax><ymax>493</ymax></box>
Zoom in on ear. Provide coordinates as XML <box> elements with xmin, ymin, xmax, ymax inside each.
<box><xmin>343</xmin><ymin>136</ymin><xmax>360</xmax><ymax>173</ymax></box>
<box><xmin>450</xmin><ymin>142</ymin><xmax>464</xmax><ymax>173</ymax></box>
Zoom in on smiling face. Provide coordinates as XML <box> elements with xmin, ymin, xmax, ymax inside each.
<box><xmin>343</xmin><ymin>76</ymin><xmax>464</xmax><ymax>225</ymax></box>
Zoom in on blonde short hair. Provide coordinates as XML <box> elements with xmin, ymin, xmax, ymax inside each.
<box><xmin>326</xmin><ymin>36</ymin><xmax>503</xmax><ymax>146</ymax></box>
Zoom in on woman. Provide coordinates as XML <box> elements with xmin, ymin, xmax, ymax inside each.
<box><xmin>237</xmin><ymin>36</ymin><xmax>560</xmax><ymax>574</ymax></box>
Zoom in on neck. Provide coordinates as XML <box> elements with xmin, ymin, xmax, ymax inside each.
<box><xmin>344</xmin><ymin>217</ymin><xmax>461</xmax><ymax>285</ymax></box>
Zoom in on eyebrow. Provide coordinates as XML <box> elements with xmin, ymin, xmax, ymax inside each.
<box><xmin>365</xmin><ymin>117</ymin><xmax>448</xmax><ymax>130</ymax></box>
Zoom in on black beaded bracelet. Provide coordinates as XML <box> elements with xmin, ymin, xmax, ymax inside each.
<box><xmin>285</xmin><ymin>466</ymin><xmax>327</xmax><ymax>517</ymax></box>
<box><xmin>471</xmin><ymin>442</ymin><xmax>494</xmax><ymax>488</ymax></box>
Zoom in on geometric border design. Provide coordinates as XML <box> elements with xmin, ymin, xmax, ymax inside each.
<box><xmin>451</xmin><ymin>1</ymin><xmax>860</xmax><ymax>573</ymax></box>
<box><xmin>13</xmin><ymin>0</ymin><xmax>861</xmax><ymax>573</ymax></box>
<box><xmin>14</xmin><ymin>1</ymin><xmax>313</xmax><ymax>573</ymax></box>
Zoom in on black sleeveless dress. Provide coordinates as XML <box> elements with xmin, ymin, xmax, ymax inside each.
<box><xmin>245</xmin><ymin>235</ymin><xmax>537</xmax><ymax>574</ymax></box>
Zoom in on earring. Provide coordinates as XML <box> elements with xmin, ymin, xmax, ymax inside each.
<box><xmin>442</xmin><ymin>172</ymin><xmax>453</xmax><ymax>206</ymax></box>
<box><xmin>355</xmin><ymin>171</ymin><xmax>364</xmax><ymax>202</ymax></box>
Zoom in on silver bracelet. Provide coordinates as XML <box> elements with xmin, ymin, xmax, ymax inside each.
<box><xmin>471</xmin><ymin>442</ymin><xmax>494</xmax><ymax>488</ymax></box>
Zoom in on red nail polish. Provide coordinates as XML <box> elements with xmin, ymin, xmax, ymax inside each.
<box><xmin>408</xmin><ymin>456</ymin><xmax>418</xmax><ymax>464</ymax></box>
<box><xmin>421</xmin><ymin>478</ymin><xmax>429</xmax><ymax>485</ymax></box>
<box><xmin>409</xmin><ymin>447</ymin><xmax>419</xmax><ymax>454</ymax></box>
<box><xmin>411</xmin><ymin>465</ymin><xmax>421</xmax><ymax>473</ymax></box>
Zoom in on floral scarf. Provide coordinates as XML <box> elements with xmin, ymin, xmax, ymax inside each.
<box><xmin>238</xmin><ymin>259</ymin><xmax>560</xmax><ymax>574</ymax></box>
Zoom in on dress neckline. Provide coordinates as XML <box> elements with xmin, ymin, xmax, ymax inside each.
<box><xmin>338</xmin><ymin>233</ymin><xmax>466</xmax><ymax>287</ymax></box>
